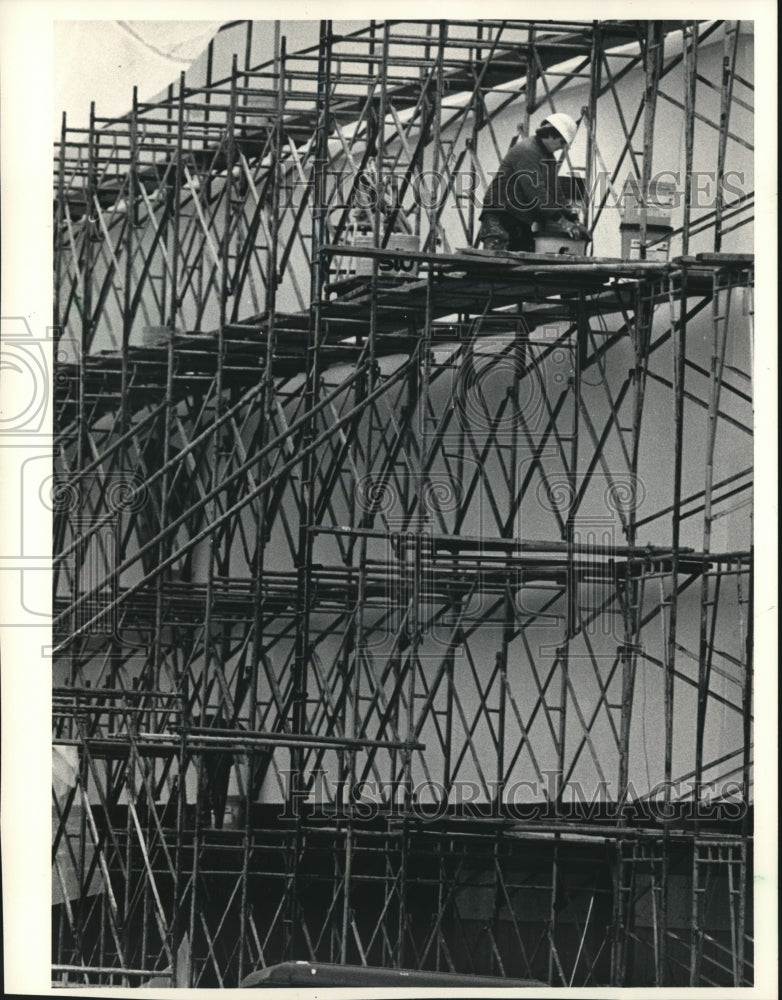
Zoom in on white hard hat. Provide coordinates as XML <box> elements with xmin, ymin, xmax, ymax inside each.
<box><xmin>541</xmin><ymin>112</ymin><xmax>578</xmax><ymax>146</ymax></box>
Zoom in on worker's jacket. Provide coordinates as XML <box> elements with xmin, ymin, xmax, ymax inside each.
<box><xmin>482</xmin><ymin>135</ymin><xmax>568</xmax><ymax>225</ymax></box>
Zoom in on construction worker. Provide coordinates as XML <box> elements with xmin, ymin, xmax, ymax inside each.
<box><xmin>477</xmin><ymin>112</ymin><xmax>588</xmax><ymax>252</ymax></box>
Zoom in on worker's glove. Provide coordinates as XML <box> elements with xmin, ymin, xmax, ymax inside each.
<box><xmin>562</xmin><ymin>219</ymin><xmax>590</xmax><ymax>241</ymax></box>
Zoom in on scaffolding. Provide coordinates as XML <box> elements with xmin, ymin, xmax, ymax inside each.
<box><xmin>52</xmin><ymin>20</ymin><xmax>754</xmax><ymax>988</ymax></box>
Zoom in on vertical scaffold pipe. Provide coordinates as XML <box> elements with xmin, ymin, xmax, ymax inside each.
<box><xmin>695</xmin><ymin>271</ymin><xmax>732</xmax><ymax>775</ymax></box>
<box><xmin>617</xmin><ymin>277</ymin><xmax>653</xmax><ymax>806</ymax></box>
<box><xmin>424</xmin><ymin>22</ymin><xmax>447</xmax><ymax>253</ymax></box>
<box><xmin>739</xmin><ymin>554</ymin><xmax>752</xmax><ymax>984</ymax></box>
<box><xmin>181</xmin><ymin>62</ymin><xmax>205</xmax><ymax>987</ymax></box>
<box><xmin>639</xmin><ymin>22</ymin><xmax>663</xmax><ymax>260</ymax></box>
<box><xmin>681</xmin><ymin>22</ymin><xmax>699</xmax><ymax>256</ymax></box>
<box><xmin>739</xmin><ymin>269</ymin><xmax>753</xmax><ymax>984</ymax></box>
<box><xmin>55</xmin><ymin>112</ymin><xmax>67</xmax><ymax>335</ymax></box>
<box><xmin>343</xmin><ymin>20</ymin><xmax>384</xmax><ymax>961</ymax></box>
<box><xmin>584</xmin><ymin>23</ymin><xmax>602</xmax><ymax>238</ymax></box>
<box><xmin>656</xmin><ymin>267</ymin><xmax>688</xmax><ymax>987</ymax></box>
<box><xmin>288</xmin><ymin>18</ymin><xmax>332</xmax><ymax>961</ymax></box>
<box><xmin>238</xmin><ymin>24</ymin><xmax>285</xmax><ymax>985</ymax></box>
<box><xmin>70</xmin><ymin>106</ymin><xmax>99</xmax><ymax>967</ymax></box>
<box><xmin>524</xmin><ymin>24</ymin><xmax>538</xmax><ymax>137</ymax></box>
<box><xmin>147</xmin><ymin>71</ymin><xmax>176</xmax><ymax>973</ymax></box>
<box><xmin>715</xmin><ymin>22</ymin><xmax>740</xmax><ymax>252</ymax></box>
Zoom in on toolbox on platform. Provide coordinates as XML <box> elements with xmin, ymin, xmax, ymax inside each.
<box><xmin>534</xmin><ymin>172</ymin><xmax>589</xmax><ymax>255</ymax></box>
<box><xmin>335</xmin><ymin>231</ymin><xmax>421</xmax><ymax>279</ymax></box>
<box><xmin>354</xmin><ymin>232</ymin><xmax>420</xmax><ymax>276</ymax></box>
<box><xmin>534</xmin><ymin>229</ymin><xmax>588</xmax><ymax>256</ymax></box>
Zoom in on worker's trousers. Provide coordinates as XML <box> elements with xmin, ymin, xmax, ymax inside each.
<box><xmin>477</xmin><ymin>211</ymin><xmax>535</xmax><ymax>252</ymax></box>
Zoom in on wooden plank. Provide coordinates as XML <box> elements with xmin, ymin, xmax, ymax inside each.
<box><xmin>694</xmin><ymin>252</ymin><xmax>754</xmax><ymax>264</ymax></box>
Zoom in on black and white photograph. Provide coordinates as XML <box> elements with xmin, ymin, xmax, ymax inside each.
<box><xmin>0</xmin><ymin>3</ymin><xmax>777</xmax><ymax>995</ymax></box>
